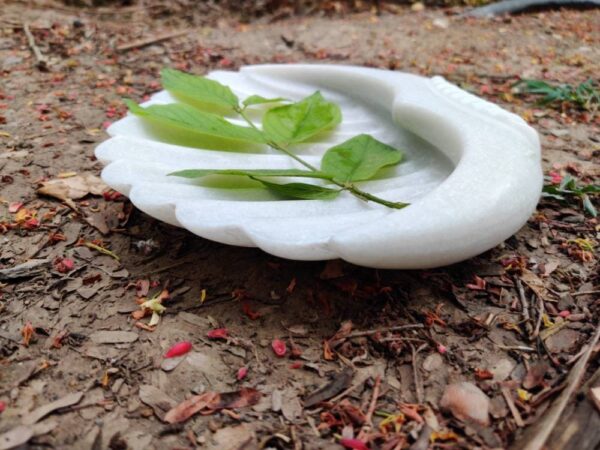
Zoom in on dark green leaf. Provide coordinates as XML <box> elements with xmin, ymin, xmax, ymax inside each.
<box><xmin>251</xmin><ymin>178</ymin><xmax>340</xmax><ymax>200</ymax></box>
<box><xmin>321</xmin><ymin>134</ymin><xmax>403</xmax><ymax>183</ymax></box>
<box><xmin>262</xmin><ymin>92</ymin><xmax>342</xmax><ymax>145</ymax></box>
<box><xmin>160</xmin><ymin>68</ymin><xmax>239</xmax><ymax>110</ymax></box>
<box><xmin>242</xmin><ymin>95</ymin><xmax>287</xmax><ymax>107</ymax></box>
<box><xmin>125</xmin><ymin>100</ymin><xmax>265</xmax><ymax>144</ymax></box>
<box><xmin>169</xmin><ymin>168</ymin><xmax>332</xmax><ymax>180</ymax></box>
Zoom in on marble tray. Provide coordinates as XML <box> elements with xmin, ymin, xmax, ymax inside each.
<box><xmin>95</xmin><ymin>64</ymin><xmax>542</xmax><ymax>269</ymax></box>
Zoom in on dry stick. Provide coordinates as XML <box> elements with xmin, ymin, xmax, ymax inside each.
<box><xmin>515</xmin><ymin>276</ymin><xmax>533</xmax><ymax>338</ymax></box>
<box><xmin>514</xmin><ymin>325</ymin><xmax>600</xmax><ymax>450</ymax></box>
<box><xmin>344</xmin><ymin>324</ymin><xmax>424</xmax><ymax>339</ymax></box>
<box><xmin>23</xmin><ymin>23</ymin><xmax>48</xmax><ymax>70</ymax></box>
<box><xmin>488</xmin><ymin>339</ymin><xmax>535</xmax><ymax>352</ymax></box>
<box><xmin>357</xmin><ymin>376</ymin><xmax>381</xmax><ymax>441</ymax></box>
<box><xmin>501</xmin><ymin>386</ymin><xmax>525</xmax><ymax>427</ymax></box>
<box><xmin>572</xmin><ymin>290</ymin><xmax>600</xmax><ymax>297</ymax></box>
<box><xmin>532</xmin><ymin>295</ymin><xmax>545</xmax><ymax>340</ymax></box>
<box><xmin>116</xmin><ymin>29</ymin><xmax>191</xmax><ymax>52</ymax></box>
<box><xmin>411</xmin><ymin>344</ymin><xmax>427</xmax><ymax>404</ymax></box>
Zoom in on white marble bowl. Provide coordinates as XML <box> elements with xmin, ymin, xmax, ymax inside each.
<box><xmin>95</xmin><ymin>65</ymin><xmax>542</xmax><ymax>269</ymax></box>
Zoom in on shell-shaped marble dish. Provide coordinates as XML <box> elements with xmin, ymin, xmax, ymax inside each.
<box><xmin>96</xmin><ymin>64</ymin><xmax>542</xmax><ymax>269</ymax></box>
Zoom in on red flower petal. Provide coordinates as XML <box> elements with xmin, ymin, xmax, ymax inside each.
<box><xmin>164</xmin><ymin>341</ymin><xmax>192</xmax><ymax>358</ymax></box>
<box><xmin>207</xmin><ymin>328</ymin><xmax>229</xmax><ymax>340</ymax></box>
<box><xmin>237</xmin><ymin>367</ymin><xmax>248</xmax><ymax>380</ymax></box>
<box><xmin>339</xmin><ymin>438</ymin><xmax>369</xmax><ymax>450</ymax></box>
<box><xmin>271</xmin><ymin>339</ymin><xmax>287</xmax><ymax>357</ymax></box>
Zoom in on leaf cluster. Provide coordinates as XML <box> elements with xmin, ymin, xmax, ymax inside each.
<box><xmin>125</xmin><ymin>68</ymin><xmax>407</xmax><ymax>207</ymax></box>
<box><xmin>542</xmin><ymin>175</ymin><xmax>599</xmax><ymax>217</ymax></box>
<box><xmin>514</xmin><ymin>79</ymin><xmax>599</xmax><ymax>112</ymax></box>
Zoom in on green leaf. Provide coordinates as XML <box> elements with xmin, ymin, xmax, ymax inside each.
<box><xmin>160</xmin><ymin>68</ymin><xmax>239</xmax><ymax>110</ymax></box>
<box><xmin>242</xmin><ymin>95</ymin><xmax>287</xmax><ymax>107</ymax></box>
<box><xmin>125</xmin><ymin>100</ymin><xmax>265</xmax><ymax>144</ymax></box>
<box><xmin>582</xmin><ymin>194</ymin><xmax>597</xmax><ymax>218</ymax></box>
<box><xmin>169</xmin><ymin>168</ymin><xmax>332</xmax><ymax>180</ymax></box>
<box><xmin>321</xmin><ymin>134</ymin><xmax>403</xmax><ymax>183</ymax></box>
<box><xmin>251</xmin><ymin>177</ymin><xmax>340</xmax><ymax>200</ymax></box>
<box><xmin>262</xmin><ymin>92</ymin><xmax>342</xmax><ymax>145</ymax></box>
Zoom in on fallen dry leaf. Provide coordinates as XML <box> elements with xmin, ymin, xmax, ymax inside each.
<box><xmin>440</xmin><ymin>382</ymin><xmax>490</xmax><ymax>426</ymax></box>
<box><xmin>0</xmin><ymin>426</ymin><xmax>33</xmax><ymax>450</ymax></box>
<box><xmin>206</xmin><ymin>424</ymin><xmax>256</xmax><ymax>450</ymax></box>
<box><xmin>139</xmin><ymin>385</ymin><xmax>177</xmax><ymax>421</ymax></box>
<box><xmin>37</xmin><ymin>173</ymin><xmax>109</xmax><ymax>209</ymax></box>
<box><xmin>23</xmin><ymin>392</ymin><xmax>83</xmax><ymax>425</ymax></box>
<box><xmin>164</xmin><ymin>388</ymin><xmax>261</xmax><ymax>424</ymax></box>
<box><xmin>303</xmin><ymin>368</ymin><xmax>353</xmax><ymax>407</ymax></box>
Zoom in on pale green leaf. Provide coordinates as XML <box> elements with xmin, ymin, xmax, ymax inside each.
<box><xmin>321</xmin><ymin>134</ymin><xmax>403</xmax><ymax>183</ymax></box>
<box><xmin>252</xmin><ymin>178</ymin><xmax>340</xmax><ymax>200</ymax></box>
<box><xmin>160</xmin><ymin>68</ymin><xmax>239</xmax><ymax>110</ymax></box>
<box><xmin>125</xmin><ymin>100</ymin><xmax>266</xmax><ymax>144</ymax></box>
<box><xmin>262</xmin><ymin>92</ymin><xmax>342</xmax><ymax>145</ymax></box>
<box><xmin>242</xmin><ymin>95</ymin><xmax>287</xmax><ymax>107</ymax></box>
<box><xmin>170</xmin><ymin>168</ymin><xmax>332</xmax><ymax>179</ymax></box>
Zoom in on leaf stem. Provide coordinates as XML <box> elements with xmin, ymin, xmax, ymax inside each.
<box><xmin>236</xmin><ymin>107</ymin><xmax>409</xmax><ymax>210</ymax></box>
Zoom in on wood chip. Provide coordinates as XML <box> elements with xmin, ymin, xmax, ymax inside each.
<box><xmin>0</xmin><ymin>259</ymin><xmax>50</xmax><ymax>281</ymax></box>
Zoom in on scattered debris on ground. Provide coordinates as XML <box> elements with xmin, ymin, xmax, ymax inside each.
<box><xmin>0</xmin><ymin>1</ymin><xmax>598</xmax><ymax>448</ymax></box>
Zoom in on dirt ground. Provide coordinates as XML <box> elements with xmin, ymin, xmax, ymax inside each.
<box><xmin>0</xmin><ymin>1</ymin><xmax>599</xmax><ymax>449</ymax></box>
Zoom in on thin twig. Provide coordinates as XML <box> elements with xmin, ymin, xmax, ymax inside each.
<box><xmin>487</xmin><ymin>337</ymin><xmax>535</xmax><ymax>352</ymax></box>
<box><xmin>532</xmin><ymin>296</ymin><xmax>544</xmax><ymax>340</ymax></box>
<box><xmin>358</xmin><ymin>376</ymin><xmax>381</xmax><ymax>441</ymax></box>
<box><xmin>23</xmin><ymin>23</ymin><xmax>48</xmax><ymax>70</ymax></box>
<box><xmin>345</xmin><ymin>324</ymin><xmax>424</xmax><ymax>339</ymax></box>
<box><xmin>411</xmin><ymin>343</ymin><xmax>427</xmax><ymax>404</ymax></box>
<box><xmin>514</xmin><ymin>325</ymin><xmax>600</xmax><ymax>450</ymax></box>
<box><xmin>572</xmin><ymin>290</ymin><xmax>600</xmax><ymax>297</ymax></box>
<box><xmin>116</xmin><ymin>29</ymin><xmax>191</xmax><ymax>52</ymax></box>
<box><xmin>501</xmin><ymin>386</ymin><xmax>525</xmax><ymax>427</ymax></box>
<box><xmin>515</xmin><ymin>276</ymin><xmax>533</xmax><ymax>337</ymax></box>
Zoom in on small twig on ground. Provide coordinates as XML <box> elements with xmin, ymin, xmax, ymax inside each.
<box><xmin>515</xmin><ymin>276</ymin><xmax>533</xmax><ymax>337</ymax></box>
<box><xmin>513</xmin><ymin>325</ymin><xmax>600</xmax><ymax>450</ymax></box>
<box><xmin>0</xmin><ymin>259</ymin><xmax>51</xmax><ymax>281</ymax></box>
<box><xmin>358</xmin><ymin>375</ymin><xmax>381</xmax><ymax>441</ymax></box>
<box><xmin>532</xmin><ymin>296</ymin><xmax>544</xmax><ymax>340</ymax></box>
<box><xmin>487</xmin><ymin>337</ymin><xmax>535</xmax><ymax>352</ymax></box>
<box><xmin>345</xmin><ymin>324</ymin><xmax>424</xmax><ymax>339</ymax></box>
<box><xmin>23</xmin><ymin>23</ymin><xmax>48</xmax><ymax>70</ymax></box>
<box><xmin>573</xmin><ymin>290</ymin><xmax>600</xmax><ymax>297</ymax></box>
<box><xmin>116</xmin><ymin>29</ymin><xmax>191</xmax><ymax>52</ymax></box>
<box><xmin>501</xmin><ymin>385</ymin><xmax>525</xmax><ymax>427</ymax></box>
<box><xmin>411</xmin><ymin>343</ymin><xmax>427</xmax><ymax>404</ymax></box>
